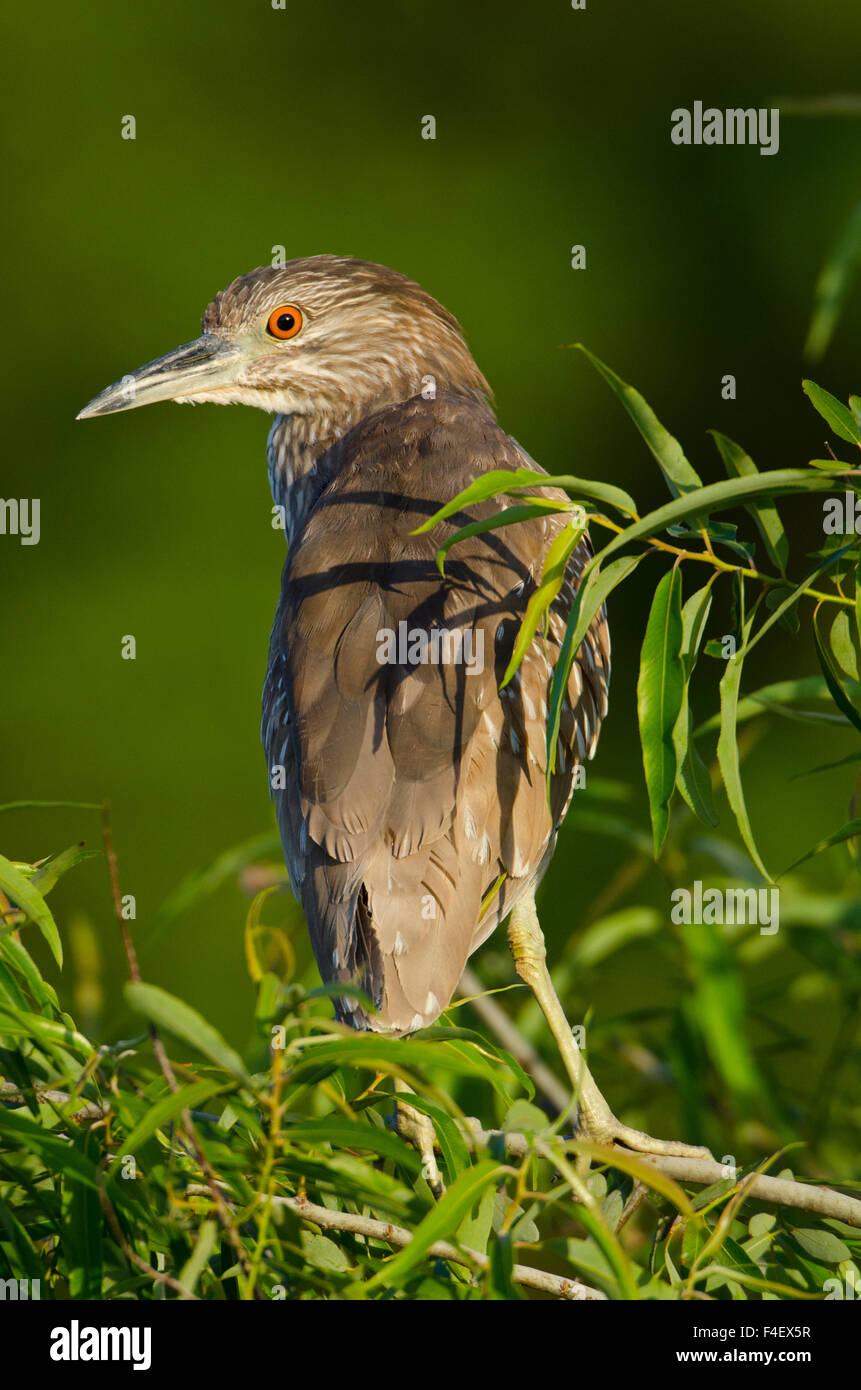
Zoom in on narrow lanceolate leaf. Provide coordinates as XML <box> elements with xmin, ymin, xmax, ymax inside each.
<box><xmin>716</xmin><ymin>614</ymin><xmax>772</xmax><ymax>882</ymax></box>
<box><xmin>709</xmin><ymin>431</ymin><xmax>789</xmax><ymax>574</ymax></box>
<box><xmin>783</xmin><ymin>816</ymin><xmax>861</xmax><ymax>874</ymax></box>
<box><xmin>363</xmin><ymin>1159</ymin><xmax>503</xmax><ymax>1291</ymax></box>
<box><xmin>830</xmin><ymin>609</ymin><xmax>860</xmax><ymax>681</ymax></box>
<box><xmin>546</xmin><ymin>553</ymin><xmax>646</xmax><ymax>774</ymax></box>
<box><xmin>412</xmin><ymin>467</ymin><xmax>637</xmax><ymax>534</ymax></box>
<box><xmin>802</xmin><ymin>379</ymin><xmax>861</xmax><ymax>446</ymax></box>
<box><xmin>739</xmin><ymin>550</ymin><xmax>848</xmax><ymax>661</ymax></box>
<box><xmin>433</xmin><ymin>501</ymin><xmax>572</xmax><ymax>576</ymax></box>
<box><xmin>502</xmin><ymin>516</ymin><xmax>587</xmax><ymax>685</ymax></box>
<box><xmin>673</xmin><ymin>580</ymin><xmax>718</xmax><ymax>827</ymax></box>
<box><xmin>573</xmin><ymin>344</ymin><xmax>703</xmax><ymax>496</ymax></box>
<box><xmin>0</xmin><ymin>854</ymin><xmax>63</xmax><ymax>967</ymax></box>
<box><xmin>637</xmin><ymin>568</ymin><xmax>685</xmax><ymax>857</ymax></box>
<box><xmin>812</xmin><ymin>612</ymin><xmax>861</xmax><ymax>735</ymax></box>
<box><xmin>804</xmin><ymin>199</ymin><xmax>861</xmax><ymax>362</ymax></box>
<box><xmin>124</xmin><ymin>981</ymin><xmax>252</xmax><ymax>1084</ymax></box>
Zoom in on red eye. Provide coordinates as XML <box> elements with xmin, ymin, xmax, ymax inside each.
<box><xmin>267</xmin><ymin>305</ymin><xmax>303</xmax><ymax>340</ymax></box>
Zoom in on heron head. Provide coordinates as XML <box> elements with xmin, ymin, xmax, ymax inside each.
<box><xmin>77</xmin><ymin>256</ymin><xmax>492</xmax><ymax>430</ymax></box>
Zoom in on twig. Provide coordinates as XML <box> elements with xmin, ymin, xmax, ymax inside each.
<box><xmin>186</xmin><ymin>1184</ymin><xmax>605</xmax><ymax>1300</ymax></box>
<box><xmin>0</xmin><ymin>1080</ymin><xmax>105</xmax><ymax>1123</ymax></box>
<box><xmin>461</xmin><ymin>1123</ymin><xmax>861</xmax><ymax>1228</ymax></box>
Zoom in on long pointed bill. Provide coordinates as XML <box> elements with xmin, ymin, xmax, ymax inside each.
<box><xmin>76</xmin><ymin>335</ymin><xmax>245</xmax><ymax>419</ymax></box>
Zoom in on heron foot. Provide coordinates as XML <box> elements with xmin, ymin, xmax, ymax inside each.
<box><xmin>578</xmin><ymin>1112</ymin><xmax>713</xmax><ymax>1161</ymax></box>
<box><xmin>394</xmin><ymin>1083</ymin><xmax>445</xmax><ymax>1197</ymax></box>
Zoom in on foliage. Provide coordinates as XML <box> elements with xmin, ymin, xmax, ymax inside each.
<box><xmin>0</xmin><ymin>837</ymin><xmax>859</xmax><ymax>1301</ymax></box>
<box><xmin>420</xmin><ymin>348</ymin><xmax>861</xmax><ymax>881</ymax></box>
<box><xmin>2</xmin><ymin>352</ymin><xmax>860</xmax><ymax>1300</ymax></box>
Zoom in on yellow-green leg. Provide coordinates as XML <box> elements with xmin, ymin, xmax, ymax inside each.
<box><xmin>395</xmin><ymin>1076</ymin><xmax>445</xmax><ymax>1196</ymax></box>
<box><xmin>507</xmin><ymin>893</ymin><xmax>712</xmax><ymax>1160</ymax></box>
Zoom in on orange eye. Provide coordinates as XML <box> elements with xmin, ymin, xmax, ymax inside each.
<box><xmin>266</xmin><ymin>305</ymin><xmax>303</xmax><ymax>340</ymax></box>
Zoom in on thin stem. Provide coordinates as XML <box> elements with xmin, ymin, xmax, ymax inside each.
<box><xmin>589</xmin><ymin>514</ymin><xmax>853</xmax><ymax>607</ymax></box>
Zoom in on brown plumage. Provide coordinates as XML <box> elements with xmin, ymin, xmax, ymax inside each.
<box><xmin>77</xmin><ymin>255</ymin><xmax>610</xmax><ymax>1037</ymax></box>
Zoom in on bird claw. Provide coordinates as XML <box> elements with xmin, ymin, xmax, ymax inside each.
<box><xmin>578</xmin><ymin>1112</ymin><xmax>712</xmax><ymax>1162</ymax></box>
<box><xmin>395</xmin><ymin>1098</ymin><xmax>445</xmax><ymax>1197</ymax></box>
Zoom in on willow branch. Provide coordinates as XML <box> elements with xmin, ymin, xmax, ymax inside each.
<box><xmin>461</xmin><ymin>1123</ymin><xmax>861</xmax><ymax>1229</ymax></box>
<box><xmin>243</xmin><ymin>1189</ymin><xmax>605</xmax><ymax>1300</ymax></box>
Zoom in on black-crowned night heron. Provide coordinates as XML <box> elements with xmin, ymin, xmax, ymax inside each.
<box><xmin>79</xmin><ymin>256</ymin><xmax>709</xmax><ymax>1170</ymax></box>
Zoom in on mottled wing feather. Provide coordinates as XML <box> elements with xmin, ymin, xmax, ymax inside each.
<box><xmin>262</xmin><ymin>393</ymin><xmax>610</xmax><ymax>1034</ymax></box>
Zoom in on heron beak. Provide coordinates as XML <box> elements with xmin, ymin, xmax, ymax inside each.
<box><xmin>76</xmin><ymin>334</ymin><xmax>245</xmax><ymax>420</ymax></box>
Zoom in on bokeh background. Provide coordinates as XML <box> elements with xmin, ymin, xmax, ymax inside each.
<box><xmin>3</xmin><ymin>1</ymin><xmax>859</xmax><ymax>1164</ymax></box>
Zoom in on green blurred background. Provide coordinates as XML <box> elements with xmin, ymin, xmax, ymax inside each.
<box><xmin>2</xmin><ymin>1</ymin><xmax>859</xmax><ymax>1152</ymax></box>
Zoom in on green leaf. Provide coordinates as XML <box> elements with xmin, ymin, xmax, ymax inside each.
<box><xmin>802</xmin><ymin>380</ymin><xmax>861</xmax><ymax>446</ymax></box>
<box><xmin>716</xmin><ymin>612</ymin><xmax>772</xmax><ymax>882</ymax></box>
<box><xmin>830</xmin><ymin>610</ymin><xmax>859</xmax><ymax>681</ymax></box>
<box><xmin>0</xmin><ymin>1106</ymin><xmax>100</xmax><ymax>1188</ymax></box>
<box><xmin>790</xmin><ymin>1227</ymin><xmax>853</xmax><ymax>1265</ymax></box>
<box><xmin>412</xmin><ymin>467</ymin><xmax>637</xmax><ymax>537</ymax></box>
<box><xmin>812</xmin><ymin>612</ymin><xmax>861</xmax><ymax>735</ymax></box>
<box><xmin>179</xmin><ymin>1219</ymin><xmax>219</xmax><ymax>1293</ymax></box>
<box><xmin>502</xmin><ymin>515</ymin><xmax>587</xmax><ymax>684</ymax></box>
<box><xmin>124</xmin><ymin>981</ymin><xmax>252</xmax><ymax>1084</ymax></box>
<box><xmin>285</xmin><ymin>1116</ymin><xmax>422</xmax><ymax>1175</ymax></box>
<box><xmin>288</xmin><ymin>1035</ymin><xmax>517</xmax><ymax>1098</ymax></box>
<box><xmin>782</xmin><ymin>816</ymin><xmax>861</xmax><ymax>874</ymax></box>
<box><xmin>300</xmin><ymin>1230</ymin><xmax>352</xmax><ymax>1273</ymax></box>
<box><xmin>547</xmin><ymin>553</ymin><xmax>646</xmax><ymax>773</ymax></box>
<box><xmin>432</xmin><ymin>502</ymin><xmax>572</xmax><ymax>577</ymax></box>
<box><xmin>457</xmin><ymin>1184</ymin><xmax>496</xmax><ymax>1257</ymax></box>
<box><xmin>363</xmin><ymin>1159</ymin><xmax>503</xmax><ymax>1291</ymax></box>
<box><xmin>61</xmin><ymin>1133</ymin><xmax>104</xmax><ymax>1298</ymax></box>
<box><xmin>488</xmin><ymin>1232</ymin><xmax>521</xmax><ymax>1299</ymax></box>
<box><xmin>741</xmin><ymin>551</ymin><xmax>847</xmax><ymax>660</ymax></box>
<box><xmin>804</xmin><ymin>200</ymin><xmax>861</xmax><ymax>361</ymax></box>
<box><xmin>0</xmin><ymin>854</ymin><xmax>63</xmax><ymax>967</ymax></box>
<box><xmin>673</xmin><ymin>580</ymin><xmax>718</xmax><ymax>827</ymax></box>
<box><xmin>573</xmin><ymin>344</ymin><xmax>703</xmax><ymax>496</ymax></box>
<box><xmin>710</xmin><ymin>431</ymin><xmax>789</xmax><ymax>574</ymax></box>
<box><xmin>637</xmin><ymin>568</ymin><xmax>685</xmax><ymax>856</ymax></box>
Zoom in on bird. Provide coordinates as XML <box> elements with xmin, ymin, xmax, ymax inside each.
<box><xmin>79</xmin><ymin>255</ymin><xmax>709</xmax><ymax>1168</ymax></box>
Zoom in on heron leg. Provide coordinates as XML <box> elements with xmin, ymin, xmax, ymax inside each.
<box><xmin>394</xmin><ymin>1076</ymin><xmax>445</xmax><ymax>1196</ymax></box>
<box><xmin>506</xmin><ymin>894</ymin><xmax>712</xmax><ymax>1161</ymax></box>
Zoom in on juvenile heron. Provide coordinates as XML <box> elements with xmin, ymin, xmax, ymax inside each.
<box><xmin>79</xmin><ymin>255</ymin><xmax>708</xmax><ymax>1167</ymax></box>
